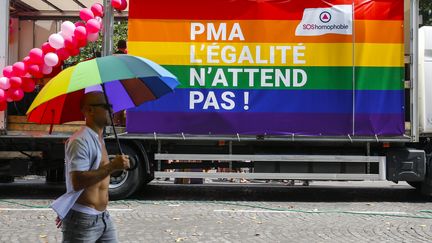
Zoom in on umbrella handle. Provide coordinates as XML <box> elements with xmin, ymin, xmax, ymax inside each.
<box><xmin>101</xmin><ymin>84</ymin><xmax>137</xmax><ymax>171</ymax></box>
<box><xmin>101</xmin><ymin>83</ymin><xmax>123</xmax><ymax>155</ymax></box>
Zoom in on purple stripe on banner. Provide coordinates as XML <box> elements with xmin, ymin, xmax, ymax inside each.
<box><xmin>355</xmin><ymin>113</ymin><xmax>405</xmax><ymax>135</ymax></box>
<box><xmin>126</xmin><ymin>111</ymin><xmax>404</xmax><ymax>136</ymax></box>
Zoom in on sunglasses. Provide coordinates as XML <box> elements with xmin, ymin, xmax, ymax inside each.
<box><xmin>89</xmin><ymin>103</ymin><xmax>113</xmax><ymax>110</ymax></box>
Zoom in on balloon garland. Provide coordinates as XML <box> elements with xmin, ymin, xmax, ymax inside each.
<box><xmin>0</xmin><ymin>1</ymin><xmax>119</xmax><ymax>110</ymax></box>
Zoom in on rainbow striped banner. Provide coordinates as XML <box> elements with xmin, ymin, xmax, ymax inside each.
<box><xmin>127</xmin><ymin>0</ymin><xmax>404</xmax><ymax>136</ymax></box>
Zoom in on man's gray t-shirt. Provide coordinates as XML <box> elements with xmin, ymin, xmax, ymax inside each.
<box><xmin>66</xmin><ymin>126</ymin><xmax>103</xmax><ymax>176</ymax></box>
<box><xmin>51</xmin><ymin>126</ymin><xmax>103</xmax><ymax>219</ymax></box>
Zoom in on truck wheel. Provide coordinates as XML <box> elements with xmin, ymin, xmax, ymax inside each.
<box><xmin>107</xmin><ymin>143</ymin><xmax>146</xmax><ymax>200</ymax></box>
<box><xmin>420</xmin><ymin>154</ymin><xmax>432</xmax><ymax>197</ymax></box>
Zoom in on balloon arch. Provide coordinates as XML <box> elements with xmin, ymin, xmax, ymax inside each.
<box><xmin>0</xmin><ymin>0</ymin><xmax>128</xmax><ymax>111</ymax></box>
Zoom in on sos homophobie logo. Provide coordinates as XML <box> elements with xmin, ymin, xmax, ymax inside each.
<box><xmin>295</xmin><ymin>5</ymin><xmax>353</xmax><ymax>36</ymax></box>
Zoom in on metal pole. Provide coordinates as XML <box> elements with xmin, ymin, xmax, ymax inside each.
<box><xmin>0</xmin><ymin>0</ymin><xmax>10</xmax><ymax>131</ymax></box>
<box><xmin>101</xmin><ymin>0</ymin><xmax>123</xmax><ymax>155</ymax></box>
<box><xmin>0</xmin><ymin>0</ymin><xmax>9</xmax><ymax>68</ymax></box>
<box><xmin>411</xmin><ymin>0</ymin><xmax>419</xmax><ymax>142</ymax></box>
<box><xmin>102</xmin><ymin>0</ymin><xmax>114</xmax><ymax>57</ymax></box>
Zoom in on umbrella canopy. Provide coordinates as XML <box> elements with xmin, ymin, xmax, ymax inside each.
<box><xmin>26</xmin><ymin>55</ymin><xmax>179</xmax><ymax>124</ymax></box>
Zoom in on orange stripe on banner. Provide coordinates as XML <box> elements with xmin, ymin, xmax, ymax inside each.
<box><xmin>128</xmin><ymin>19</ymin><xmax>403</xmax><ymax>44</ymax></box>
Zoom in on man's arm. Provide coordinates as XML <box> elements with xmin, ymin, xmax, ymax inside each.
<box><xmin>70</xmin><ymin>155</ymin><xmax>129</xmax><ymax>191</ymax></box>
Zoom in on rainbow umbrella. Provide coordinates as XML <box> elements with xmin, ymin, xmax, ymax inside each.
<box><xmin>26</xmin><ymin>55</ymin><xmax>179</xmax><ymax>153</ymax></box>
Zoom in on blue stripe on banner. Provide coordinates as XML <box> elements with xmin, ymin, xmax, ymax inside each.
<box><xmin>355</xmin><ymin>90</ymin><xmax>404</xmax><ymax>113</ymax></box>
<box><xmin>131</xmin><ymin>89</ymin><xmax>404</xmax><ymax>114</ymax></box>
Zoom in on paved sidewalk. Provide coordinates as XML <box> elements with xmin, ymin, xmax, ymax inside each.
<box><xmin>0</xmin><ymin>181</ymin><xmax>431</xmax><ymax>242</ymax></box>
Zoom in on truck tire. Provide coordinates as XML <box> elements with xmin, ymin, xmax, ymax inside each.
<box><xmin>420</xmin><ymin>154</ymin><xmax>432</xmax><ymax>197</ymax></box>
<box><xmin>107</xmin><ymin>143</ymin><xmax>146</xmax><ymax>200</ymax></box>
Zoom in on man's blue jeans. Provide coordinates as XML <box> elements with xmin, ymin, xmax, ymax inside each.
<box><xmin>62</xmin><ymin>210</ymin><xmax>118</xmax><ymax>243</ymax></box>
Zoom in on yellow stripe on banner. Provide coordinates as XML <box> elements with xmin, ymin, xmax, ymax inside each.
<box><xmin>128</xmin><ymin>42</ymin><xmax>404</xmax><ymax>67</ymax></box>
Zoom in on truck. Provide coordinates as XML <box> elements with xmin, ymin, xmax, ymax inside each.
<box><xmin>0</xmin><ymin>0</ymin><xmax>431</xmax><ymax>200</ymax></box>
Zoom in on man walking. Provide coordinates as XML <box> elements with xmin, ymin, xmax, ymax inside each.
<box><xmin>51</xmin><ymin>91</ymin><xmax>130</xmax><ymax>242</ymax></box>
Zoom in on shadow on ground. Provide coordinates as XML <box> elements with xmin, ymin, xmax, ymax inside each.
<box><xmin>0</xmin><ymin>180</ymin><xmax>429</xmax><ymax>203</ymax></box>
<box><xmin>132</xmin><ymin>183</ymin><xmax>430</xmax><ymax>203</ymax></box>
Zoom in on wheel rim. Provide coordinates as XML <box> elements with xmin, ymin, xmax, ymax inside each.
<box><xmin>108</xmin><ymin>155</ymin><xmax>130</xmax><ymax>189</ymax></box>
<box><xmin>109</xmin><ymin>170</ymin><xmax>129</xmax><ymax>189</ymax></box>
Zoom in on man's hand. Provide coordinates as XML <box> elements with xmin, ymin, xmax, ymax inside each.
<box><xmin>70</xmin><ymin>155</ymin><xmax>130</xmax><ymax>191</ymax></box>
<box><xmin>110</xmin><ymin>155</ymin><xmax>130</xmax><ymax>172</ymax></box>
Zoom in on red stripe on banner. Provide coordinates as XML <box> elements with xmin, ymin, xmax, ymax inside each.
<box><xmin>355</xmin><ymin>0</ymin><xmax>404</xmax><ymax>20</ymax></box>
<box><xmin>129</xmin><ymin>0</ymin><xmax>403</xmax><ymax>20</ymax></box>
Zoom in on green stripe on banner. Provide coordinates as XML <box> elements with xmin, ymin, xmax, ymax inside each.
<box><xmin>164</xmin><ymin>66</ymin><xmax>404</xmax><ymax>91</ymax></box>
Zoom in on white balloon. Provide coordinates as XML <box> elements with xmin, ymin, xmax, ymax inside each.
<box><xmin>61</xmin><ymin>21</ymin><xmax>76</xmax><ymax>38</ymax></box>
<box><xmin>59</xmin><ymin>31</ymin><xmax>67</xmax><ymax>39</ymax></box>
<box><xmin>42</xmin><ymin>64</ymin><xmax>53</xmax><ymax>75</ymax></box>
<box><xmin>0</xmin><ymin>77</ymin><xmax>10</xmax><ymax>90</ymax></box>
<box><xmin>48</xmin><ymin>33</ymin><xmax>65</xmax><ymax>50</ymax></box>
<box><xmin>44</xmin><ymin>53</ymin><xmax>59</xmax><ymax>67</ymax></box>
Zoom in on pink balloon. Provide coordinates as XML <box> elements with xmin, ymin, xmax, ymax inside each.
<box><xmin>119</xmin><ymin>0</ymin><xmax>128</xmax><ymax>11</ymax></box>
<box><xmin>0</xmin><ymin>77</ymin><xmax>10</xmax><ymax>90</ymax></box>
<box><xmin>69</xmin><ymin>48</ymin><xmax>80</xmax><ymax>57</ymax></box>
<box><xmin>91</xmin><ymin>3</ymin><xmax>104</xmax><ymax>17</ymax></box>
<box><xmin>6</xmin><ymin>91</ymin><xmax>12</xmax><ymax>102</ymax></box>
<box><xmin>10</xmin><ymin>89</ymin><xmax>24</xmax><ymax>101</ymax></box>
<box><xmin>22</xmin><ymin>56</ymin><xmax>33</xmax><ymax>68</ymax></box>
<box><xmin>64</xmin><ymin>36</ymin><xmax>78</xmax><ymax>50</ymax></box>
<box><xmin>87</xmin><ymin>32</ymin><xmax>99</xmax><ymax>42</ymax></box>
<box><xmin>9</xmin><ymin>77</ymin><xmax>22</xmax><ymax>89</ymax></box>
<box><xmin>49</xmin><ymin>34</ymin><xmax>65</xmax><ymax>50</ymax></box>
<box><xmin>2</xmin><ymin>66</ymin><xmax>15</xmax><ymax>78</ymax></box>
<box><xmin>29</xmin><ymin>48</ymin><xmax>44</xmax><ymax>65</ymax></box>
<box><xmin>28</xmin><ymin>65</ymin><xmax>43</xmax><ymax>79</ymax></box>
<box><xmin>80</xmin><ymin>8</ymin><xmax>94</xmax><ymax>22</ymax></box>
<box><xmin>112</xmin><ymin>0</ymin><xmax>122</xmax><ymax>9</ymax></box>
<box><xmin>0</xmin><ymin>89</ymin><xmax>5</xmax><ymax>102</ymax></box>
<box><xmin>44</xmin><ymin>53</ymin><xmax>59</xmax><ymax>67</ymax></box>
<box><xmin>75</xmin><ymin>22</ymin><xmax>86</xmax><ymax>28</ymax></box>
<box><xmin>42</xmin><ymin>64</ymin><xmax>53</xmax><ymax>75</ymax></box>
<box><xmin>95</xmin><ymin>17</ymin><xmax>104</xmax><ymax>32</ymax></box>
<box><xmin>95</xmin><ymin>16</ymin><xmax>103</xmax><ymax>24</ymax></box>
<box><xmin>22</xmin><ymin>78</ymin><xmax>36</xmax><ymax>93</ymax></box>
<box><xmin>41</xmin><ymin>42</ymin><xmax>56</xmax><ymax>54</ymax></box>
<box><xmin>56</xmin><ymin>48</ymin><xmax>71</xmax><ymax>61</ymax></box>
<box><xmin>74</xmin><ymin>26</ymin><xmax>87</xmax><ymax>40</ymax></box>
<box><xmin>86</xmin><ymin>19</ymin><xmax>101</xmax><ymax>34</ymax></box>
<box><xmin>77</xmin><ymin>38</ymin><xmax>88</xmax><ymax>48</ymax></box>
<box><xmin>55</xmin><ymin>60</ymin><xmax>64</xmax><ymax>68</ymax></box>
<box><xmin>12</xmin><ymin>62</ymin><xmax>27</xmax><ymax>77</ymax></box>
<box><xmin>0</xmin><ymin>101</ymin><xmax>7</xmax><ymax>111</ymax></box>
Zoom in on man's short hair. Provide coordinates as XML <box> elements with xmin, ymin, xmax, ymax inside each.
<box><xmin>117</xmin><ymin>40</ymin><xmax>127</xmax><ymax>49</ymax></box>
